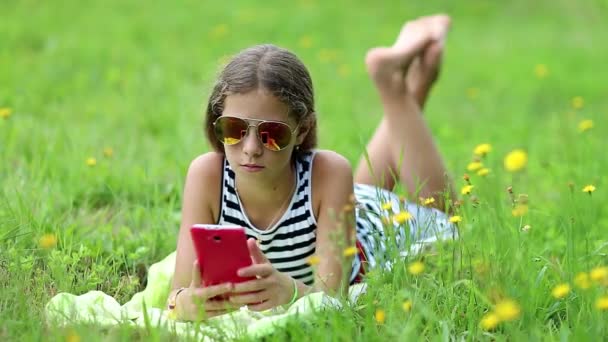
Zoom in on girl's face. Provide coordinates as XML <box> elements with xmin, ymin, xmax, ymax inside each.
<box><xmin>221</xmin><ymin>89</ymin><xmax>304</xmax><ymax>183</ymax></box>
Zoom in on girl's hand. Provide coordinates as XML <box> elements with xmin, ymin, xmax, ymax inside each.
<box><xmin>175</xmin><ymin>260</ymin><xmax>238</xmax><ymax>321</ymax></box>
<box><xmin>228</xmin><ymin>238</ymin><xmax>296</xmax><ymax>311</ymax></box>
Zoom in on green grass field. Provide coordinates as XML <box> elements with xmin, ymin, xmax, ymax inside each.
<box><xmin>2</xmin><ymin>0</ymin><xmax>608</xmax><ymax>340</ymax></box>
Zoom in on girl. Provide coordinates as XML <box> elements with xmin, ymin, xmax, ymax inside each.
<box><xmin>169</xmin><ymin>14</ymin><xmax>456</xmax><ymax>321</ymax></box>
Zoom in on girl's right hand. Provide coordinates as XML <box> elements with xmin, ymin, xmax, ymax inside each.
<box><xmin>175</xmin><ymin>260</ymin><xmax>236</xmax><ymax>321</ymax></box>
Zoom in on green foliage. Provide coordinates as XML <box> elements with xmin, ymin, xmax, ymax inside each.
<box><xmin>1</xmin><ymin>0</ymin><xmax>608</xmax><ymax>340</ymax></box>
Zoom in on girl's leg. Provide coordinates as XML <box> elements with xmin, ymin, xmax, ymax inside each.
<box><xmin>353</xmin><ymin>15</ymin><xmax>456</xmax><ymax>209</ymax></box>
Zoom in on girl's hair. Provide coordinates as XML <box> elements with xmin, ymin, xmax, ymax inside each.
<box><xmin>204</xmin><ymin>44</ymin><xmax>317</xmax><ymax>157</ymax></box>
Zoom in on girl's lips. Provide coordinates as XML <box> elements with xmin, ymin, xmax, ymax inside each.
<box><xmin>241</xmin><ymin>164</ymin><xmax>264</xmax><ymax>172</ymax></box>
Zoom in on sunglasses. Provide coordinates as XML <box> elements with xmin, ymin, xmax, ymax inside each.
<box><xmin>213</xmin><ymin>116</ymin><xmax>300</xmax><ymax>151</ymax></box>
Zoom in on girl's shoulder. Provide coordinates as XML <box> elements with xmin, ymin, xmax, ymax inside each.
<box><xmin>309</xmin><ymin>149</ymin><xmax>353</xmax><ymax>190</ymax></box>
<box><xmin>184</xmin><ymin>152</ymin><xmax>224</xmax><ymax>222</ymax></box>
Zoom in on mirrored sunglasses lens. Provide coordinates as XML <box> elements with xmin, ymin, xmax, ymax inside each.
<box><xmin>258</xmin><ymin>122</ymin><xmax>292</xmax><ymax>151</ymax></box>
<box><xmin>215</xmin><ymin>117</ymin><xmax>248</xmax><ymax>145</ymax></box>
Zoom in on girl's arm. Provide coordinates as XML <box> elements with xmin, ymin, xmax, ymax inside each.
<box><xmin>309</xmin><ymin>150</ymin><xmax>356</xmax><ymax>297</ymax></box>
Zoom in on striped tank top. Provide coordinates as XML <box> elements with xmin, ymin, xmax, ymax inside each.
<box><xmin>217</xmin><ymin>151</ymin><xmax>455</xmax><ymax>285</ymax></box>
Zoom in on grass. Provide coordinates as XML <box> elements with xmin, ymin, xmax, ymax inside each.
<box><xmin>2</xmin><ymin>0</ymin><xmax>608</xmax><ymax>340</ymax></box>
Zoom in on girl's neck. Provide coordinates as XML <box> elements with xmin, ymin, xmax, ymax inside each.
<box><xmin>234</xmin><ymin>162</ymin><xmax>297</xmax><ymax>210</ymax></box>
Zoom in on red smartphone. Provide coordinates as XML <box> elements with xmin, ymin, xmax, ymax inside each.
<box><xmin>189</xmin><ymin>224</ymin><xmax>256</xmax><ymax>287</ymax></box>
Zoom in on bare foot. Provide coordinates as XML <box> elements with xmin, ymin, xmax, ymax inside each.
<box><xmin>365</xmin><ymin>15</ymin><xmax>451</xmax><ymax>106</ymax></box>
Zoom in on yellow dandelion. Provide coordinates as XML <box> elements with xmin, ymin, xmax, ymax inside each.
<box><xmin>381</xmin><ymin>201</ymin><xmax>392</xmax><ymax>211</ymax></box>
<box><xmin>494</xmin><ymin>299</ymin><xmax>521</xmax><ymax>321</ymax></box>
<box><xmin>596</xmin><ymin>296</ymin><xmax>608</xmax><ymax>310</ymax></box>
<box><xmin>534</xmin><ymin>64</ymin><xmax>549</xmax><ymax>78</ymax></box>
<box><xmin>449</xmin><ymin>215</ymin><xmax>462</xmax><ymax>223</ymax></box>
<box><xmin>209</xmin><ymin>24</ymin><xmax>229</xmax><ymax>39</ymax></box>
<box><xmin>477</xmin><ymin>168</ymin><xmax>490</xmax><ymax>177</ymax></box>
<box><xmin>504</xmin><ymin>149</ymin><xmax>528</xmax><ymax>172</ymax></box>
<box><xmin>466</xmin><ymin>87</ymin><xmax>479</xmax><ymax>100</ymax></box>
<box><xmin>408</xmin><ymin>261</ymin><xmax>425</xmax><ymax>276</ymax></box>
<box><xmin>103</xmin><ymin>147</ymin><xmax>114</xmax><ymax>158</ymax></box>
<box><xmin>307</xmin><ymin>255</ymin><xmax>320</xmax><ymax>266</ymax></box>
<box><xmin>0</xmin><ymin>107</ymin><xmax>12</xmax><ymax>119</ymax></box>
<box><xmin>461</xmin><ymin>185</ymin><xmax>474</xmax><ymax>195</ymax></box>
<box><xmin>511</xmin><ymin>204</ymin><xmax>529</xmax><ymax>217</ymax></box>
<box><xmin>66</xmin><ymin>330</ymin><xmax>81</xmax><ymax>342</ymax></box>
<box><xmin>298</xmin><ymin>35</ymin><xmax>313</xmax><ymax>49</ymax></box>
<box><xmin>374</xmin><ymin>309</ymin><xmax>386</xmax><ymax>324</ymax></box>
<box><xmin>86</xmin><ymin>157</ymin><xmax>97</xmax><ymax>167</ymax></box>
<box><xmin>590</xmin><ymin>266</ymin><xmax>608</xmax><ymax>283</ymax></box>
<box><xmin>582</xmin><ymin>185</ymin><xmax>596</xmax><ymax>194</ymax></box>
<box><xmin>39</xmin><ymin>234</ymin><xmax>57</xmax><ymax>249</ymax></box>
<box><xmin>480</xmin><ymin>312</ymin><xmax>500</xmax><ymax>331</ymax></box>
<box><xmin>551</xmin><ymin>283</ymin><xmax>571</xmax><ymax>299</ymax></box>
<box><xmin>343</xmin><ymin>246</ymin><xmax>357</xmax><ymax>257</ymax></box>
<box><xmin>473</xmin><ymin>143</ymin><xmax>492</xmax><ymax>156</ymax></box>
<box><xmin>574</xmin><ymin>272</ymin><xmax>591</xmax><ymax>290</ymax></box>
<box><xmin>571</xmin><ymin>96</ymin><xmax>584</xmax><ymax>110</ymax></box>
<box><xmin>402</xmin><ymin>300</ymin><xmax>412</xmax><ymax>312</ymax></box>
<box><xmin>422</xmin><ymin>197</ymin><xmax>435</xmax><ymax>206</ymax></box>
<box><xmin>578</xmin><ymin>119</ymin><xmax>594</xmax><ymax>133</ymax></box>
<box><xmin>337</xmin><ymin>64</ymin><xmax>351</xmax><ymax>78</ymax></box>
<box><xmin>467</xmin><ymin>161</ymin><xmax>483</xmax><ymax>172</ymax></box>
<box><xmin>393</xmin><ymin>211</ymin><xmax>413</xmax><ymax>224</ymax></box>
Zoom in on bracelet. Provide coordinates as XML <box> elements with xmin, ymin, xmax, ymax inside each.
<box><xmin>287</xmin><ymin>278</ymin><xmax>299</xmax><ymax>306</ymax></box>
<box><xmin>167</xmin><ymin>287</ymin><xmax>187</xmax><ymax>320</ymax></box>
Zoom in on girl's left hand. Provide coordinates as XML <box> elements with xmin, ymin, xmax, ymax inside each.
<box><xmin>228</xmin><ymin>238</ymin><xmax>296</xmax><ymax>311</ymax></box>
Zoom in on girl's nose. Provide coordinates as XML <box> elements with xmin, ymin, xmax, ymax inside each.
<box><xmin>241</xmin><ymin>126</ymin><xmax>263</xmax><ymax>156</ymax></box>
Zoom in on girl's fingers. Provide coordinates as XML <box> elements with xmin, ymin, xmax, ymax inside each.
<box><xmin>237</xmin><ymin>264</ymin><xmax>273</xmax><ymax>278</ymax></box>
<box><xmin>192</xmin><ymin>283</ymin><xmax>234</xmax><ymax>300</ymax></box>
<box><xmin>229</xmin><ymin>290</ymin><xmax>270</xmax><ymax>305</ymax></box>
<box><xmin>245</xmin><ymin>299</ymin><xmax>274</xmax><ymax>312</ymax></box>
<box><xmin>202</xmin><ymin>299</ymin><xmax>240</xmax><ymax>311</ymax></box>
<box><xmin>190</xmin><ymin>259</ymin><xmax>202</xmax><ymax>287</ymax></box>
<box><xmin>231</xmin><ymin>279</ymin><xmax>267</xmax><ymax>293</ymax></box>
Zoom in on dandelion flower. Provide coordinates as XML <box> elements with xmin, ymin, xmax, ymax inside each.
<box><xmin>467</xmin><ymin>161</ymin><xmax>483</xmax><ymax>172</ymax></box>
<box><xmin>494</xmin><ymin>299</ymin><xmax>521</xmax><ymax>321</ymax></box>
<box><xmin>449</xmin><ymin>215</ymin><xmax>462</xmax><ymax>223</ymax></box>
<box><xmin>590</xmin><ymin>266</ymin><xmax>608</xmax><ymax>283</ymax></box>
<box><xmin>298</xmin><ymin>35</ymin><xmax>313</xmax><ymax>49</ymax></box>
<box><xmin>596</xmin><ymin>296</ymin><xmax>608</xmax><ymax>310</ymax></box>
<box><xmin>551</xmin><ymin>283</ymin><xmax>571</xmax><ymax>299</ymax></box>
<box><xmin>402</xmin><ymin>300</ymin><xmax>412</xmax><ymax>312</ymax></box>
<box><xmin>337</xmin><ymin>64</ymin><xmax>351</xmax><ymax>78</ymax></box>
<box><xmin>582</xmin><ymin>185</ymin><xmax>596</xmax><ymax>194</ymax></box>
<box><xmin>473</xmin><ymin>143</ymin><xmax>492</xmax><ymax>156</ymax></box>
<box><xmin>0</xmin><ymin>107</ymin><xmax>12</xmax><ymax>119</ymax></box>
<box><xmin>210</xmin><ymin>24</ymin><xmax>229</xmax><ymax>39</ymax></box>
<box><xmin>574</xmin><ymin>272</ymin><xmax>591</xmax><ymax>290</ymax></box>
<box><xmin>39</xmin><ymin>234</ymin><xmax>57</xmax><ymax>249</ymax></box>
<box><xmin>512</xmin><ymin>204</ymin><xmax>529</xmax><ymax>217</ymax></box>
<box><xmin>422</xmin><ymin>197</ymin><xmax>435</xmax><ymax>206</ymax></box>
<box><xmin>86</xmin><ymin>157</ymin><xmax>97</xmax><ymax>167</ymax></box>
<box><xmin>103</xmin><ymin>147</ymin><xmax>114</xmax><ymax>157</ymax></box>
<box><xmin>466</xmin><ymin>87</ymin><xmax>479</xmax><ymax>100</ymax></box>
<box><xmin>408</xmin><ymin>261</ymin><xmax>425</xmax><ymax>275</ymax></box>
<box><xmin>374</xmin><ymin>309</ymin><xmax>386</xmax><ymax>324</ymax></box>
<box><xmin>307</xmin><ymin>255</ymin><xmax>320</xmax><ymax>266</ymax></box>
<box><xmin>477</xmin><ymin>168</ymin><xmax>490</xmax><ymax>176</ymax></box>
<box><xmin>381</xmin><ymin>201</ymin><xmax>392</xmax><ymax>211</ymax></box>
<box><xmin>393</xmin><ymin>211</ymin><xmax>412</xmax><ymax>224</ymax></box>
<box><xmin>480</xmin><ymin>312</ymin><xmax>500</xmax><ymax>331</ymax></box>
<box><xmin>504</xmin><ymin>149</ymin><xmax>528</xmax><ymax>172</ymax></box>
<box><xmin>534</xmin><ymin>64</ymin><xmax>549</xmax><ymax>78</ymax></box>
<box><xmin>571</xmin><ymin>96</ymin><xmax>584</xmax><ymax>110</ymax></box>
<box><xmin>461</xmin><ymin>185</ymin><xmax>474</xmax><ymax>195</ymax></box>
<box><xmin>66</xmin><ymin>330</ymin><xmax>81</xmax><ymax>342</ymax></box>
<box><xmin>578</xmin><ymin>119</ymin><xmax>594</xmax><ymax>133</ymax></box>
<box><xmin>343</xmin><ymin>246</ymin><xmax>357</xmax><ymax>257</ymax></box>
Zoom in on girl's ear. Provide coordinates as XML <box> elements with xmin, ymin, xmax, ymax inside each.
<box><xmin>295</xmin><ymin>114</ymin><xmax>313</xmax><ymax>145</ymax></box>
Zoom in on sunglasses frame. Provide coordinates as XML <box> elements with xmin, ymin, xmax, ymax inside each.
<box><xmin>213</xmin><ymin>115</ymin><xmax>300</xmax><ymax>151</ymax></box>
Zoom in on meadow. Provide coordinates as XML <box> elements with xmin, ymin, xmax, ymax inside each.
<box><xmin>1</xmin><ymin>0</ymin><xmax>608</xmax><ymax>340</ymax></box>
